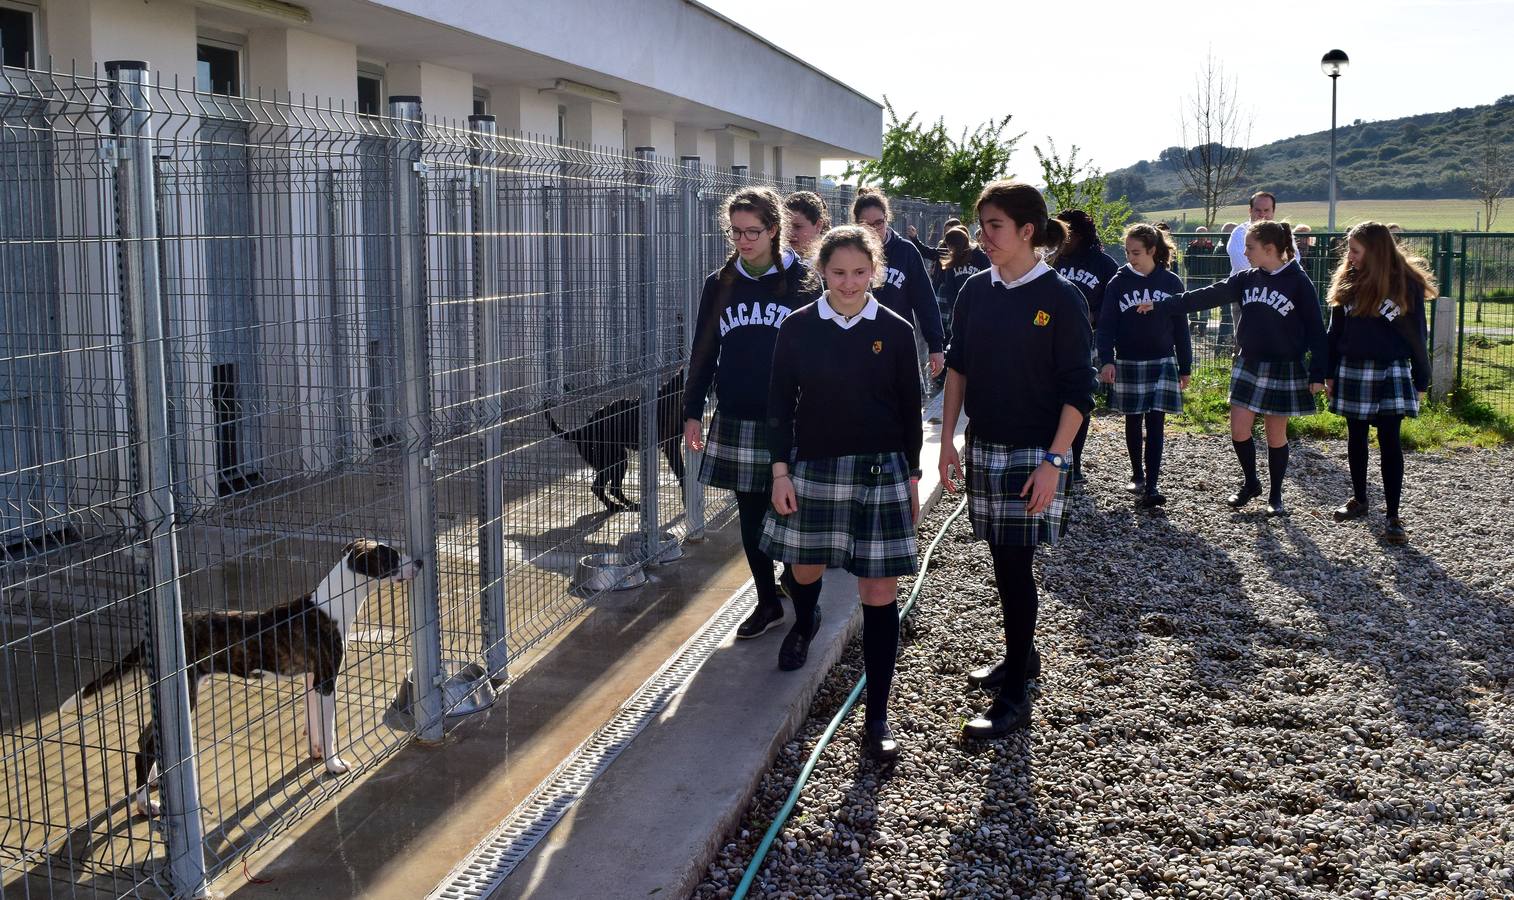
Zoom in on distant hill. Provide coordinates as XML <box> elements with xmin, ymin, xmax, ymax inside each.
<box><xmin>1108</xmin><ymin>96</ymin><xmax>1514</xmax><ymax>212</ymax></box>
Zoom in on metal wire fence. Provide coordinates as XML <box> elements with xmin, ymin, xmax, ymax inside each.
<box><xmin>0</xmin><ymin>62</ymin><xmax>954</xmax><ymax>898</ymax></box>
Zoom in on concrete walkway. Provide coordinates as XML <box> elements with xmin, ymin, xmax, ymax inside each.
<box><xmin>484</xmin><ymin>398</ymin><xmax>964</xmax><ymax>899</ymax></box>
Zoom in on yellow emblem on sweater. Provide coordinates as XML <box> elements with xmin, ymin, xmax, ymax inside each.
<box><xmin>1033</xmin><ymin>310</ymin><xmax>1051</xmax><ymax>326</ymax></box>
<box><xmin>872</xmin><ymin>340</ymin><xmax>883</xmax><ymax>354</ymax></box>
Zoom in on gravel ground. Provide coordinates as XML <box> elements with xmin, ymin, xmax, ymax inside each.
<box><xmin>693</xmin><ymin>419</ymin><xmax>1514</xmax><ymax>899</ymax></box>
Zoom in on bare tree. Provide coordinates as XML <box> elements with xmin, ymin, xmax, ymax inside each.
<box><xmin>1469</xmin><ymin>130</ymin><xmax>1512</xmax><ymax>233</ymax></box>
<box><xmin>1177</xmin><ymin>51</ymin><xmax>1253</xmax><ymax>229</ymax></box>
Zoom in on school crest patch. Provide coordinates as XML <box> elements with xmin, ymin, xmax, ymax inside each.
<box><xmin>872</xmin><ymin>340</ymin><xmax>883</xmax><ymax>354</ymax></box>
<box><xmin>1033</xmin><ymin>310</ymin><xmax>1051</xmax><ymax>326</ymax></box>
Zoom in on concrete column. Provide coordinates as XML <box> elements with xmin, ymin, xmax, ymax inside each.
<box><xmin>386</xmin><ymin>61</ymin><xmax>473</xmax><ymax>124</ymax></box>
<box><xmin>492</xmin><ymin>85</ymin><xmax>559</xmax><ymax>138</ymax></box>
<box><xmin>561</xmin><ymin>98</ymin><xmax>622</xmax><ymax>148</ymax></box>
<box><xmin>749</xmin><ymin>142</ymin><xmax>773</xmax><ymax>179</ymax></box>
<box><xmin>783</xmin><ymin>147</ymin><xmax>822</xmax><ymax>181</ymax></box>
<box><xmin>625</xmin><ymin>113</ymin><xmax>675</xmax><ymax>155</ymax></box>
<box><xmin>674</xmin><ymin>124</ymin><xmax>716</xmax><ymax>161</ymax></box>
<box><xmin>713</xmin><ymin>132</ymin><xmax>749</xmax><ymax>172</ymax></box>
<box><xmin>1430</xmin><ymin>296</ymin><xmax>1457</xmax><ymax>403</ymax></box>
<box><xmin>46</xmin><ymin>0</ymin><xmax>197</xmax><ymax>86</ymax></box>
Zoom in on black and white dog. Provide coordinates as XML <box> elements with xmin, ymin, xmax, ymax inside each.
<box><xmin>61</xmin><ymin>539</ymin><xmax>420</xmax><ymax>816</ymax></box>
<box><xmin>543</xmin><ymin>372</ymin><xmax>686</xmax><ymax>512</ymax></box>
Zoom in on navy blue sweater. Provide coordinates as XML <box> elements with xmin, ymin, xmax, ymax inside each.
<box><xmin>767</xmin><ymin>300</ymin><xmax>924</xmax><ymax>473</ymax></box>
<box><xmin>1175</xmin><ymin>261</ymin><xmax>1329</xmax><ymax>382</ymax></box>
<box><xmin>683</xmin><ymin>257</ymin><xmax>820</xmax><ymax>421</ymax></box>
<box><xmin>936</xmin><ymin>262</ymin><xmax>982</xmax><ymax>306</ymax></box>
<box><xmin>1326</xmin><ymin>287</ymin><xmax>1431</xmax><ymax>392</ymax></box>
<box><xmin>1055</xmin><ymin>246</ymin><xmax>1120</xmax><ymax>329</ymax></box>
<box><xmin>876</xmin><ymin>229</ymin><xmax>945</xmax><ymax>353</ymax></box>
<box><xmin>945</xmin><ymin>267</ymin><xmax>1095</xmax><ymax>448</ymax></box>
<box><xmin>971</xmin><ymin>247</ymin><xmax>992</xmax><ymax>271</ymax></box>
<box><xmin>1097</xmin><ymin>265</ymin><xmax>1193</xmax><ymax>373</ymax></box>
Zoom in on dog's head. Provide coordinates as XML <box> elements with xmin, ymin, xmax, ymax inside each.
<box><xmin>341</xmin><ymin>540</ymin><xmax>421</xmax><ymax>584</ymax></box>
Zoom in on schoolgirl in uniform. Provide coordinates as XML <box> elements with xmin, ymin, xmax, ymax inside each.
<box><xmin>1052</xmin><ymin>209</ymin><xmax>1119</xmax><ymax>486</ymax></box>
<box><xmin>684</xmin><ymin>187</ymin><xmax>821</xmax><ymax>640</ymax></box>
<box><xmin>1324</xmin><ymin>221</ymin><xmax>1433</xmax><ymax>543</ymax></box>
<box><xmin>938</xmin><ymin>181</ymin><xmax>1094</xmax><ymax>739</ymax></box>
<box><xmin>762</xmin><ymin>225</ymin><xmax>923</xmax><ymax>761</ymax></box>
<box><xmin>1167</xmin><ymin>221</ymin><xmax>1327</xmax><ymax>515</ymax></box>
<box><xmin>784</xmin><ymin>190</ymin><xmax>829</xmax><ymax>260</ymax></box>
<box><xmin>935</xmin><ymin>225</ymin><xmax>982</xmax><ymax>350</ymax></box>
<box><xmin>1097</xmin><ymin>224</ymin><xmax>1192</xmax><ymax>508</ymax></box>
<box><xmin>852</xmin><ymin>187</ymin><xmax>946</xmax><ymax>381</ymax></box>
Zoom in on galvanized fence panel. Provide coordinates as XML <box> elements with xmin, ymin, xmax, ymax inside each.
<box><xmin>0</xmin><ymin>62</ymin><xmax>955</xmax><ymax>899</ymax></box>
<box><xmin>1457</xmin><ymin>233</ymin><xmax>1514</xmax><ymax>426</ymax></box>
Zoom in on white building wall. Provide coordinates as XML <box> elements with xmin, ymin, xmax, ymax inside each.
<box><xmin>386</xmin><ymin>61</ymin><xmax>473</xmax><ymax>124</ymax></box>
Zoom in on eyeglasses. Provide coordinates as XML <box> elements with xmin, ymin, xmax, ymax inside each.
<box><xmin>727</xmin><ymin>226</ymin><xmax>769</xmax><ymax>241</ymax></box>
<box><xmin>859</xmin><ymin>218</ymin><xmax>887</xmax><ymax>230</ymax></box>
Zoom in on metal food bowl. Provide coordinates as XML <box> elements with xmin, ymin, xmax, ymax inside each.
<box><xmin>574</xmin><ymin>551</ymin><xmax>647</xmax><ymax>593</ymax></box>
<box><xmin>383</xmin><ymin>659</ymin><xmax>497</xmax><ymax>733</ymax></box>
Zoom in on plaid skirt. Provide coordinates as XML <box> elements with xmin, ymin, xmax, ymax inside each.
<box><xmin>1229</xmin><ymin>357</ymin><xmax>1316</xmax><ymax>417</ymax></box>
<box><xmin>966</xmin><ymin>440</ymin><xmax>1071</xmax><ymax>547</ymax></box>
<box><xmin>758</xmin><ymin>452</ymin><xmax>918</xmax><ymax>578</ymax></box>
<box><xmin>1330</xmin><ymin>358</ymin><xmax>1420</xmax><ymax>420</ymax></box>
<box><xmin>1112</xmin><ymin>356</ymin><xmax>1184</xmax><ymax>415</ymax></box>
<box><xmin>698</xmin><ymin>413</ymin><xmax>770</xmax><ymax>493</ymax></box>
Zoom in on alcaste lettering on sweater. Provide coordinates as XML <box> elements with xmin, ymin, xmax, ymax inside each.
<box><xmin>1241</xmin><ymin>285</ymin><xmax>1296</xmax><ymax>316</ymax></box>
<box><xmin>684</xmin><ymin>254</ymin><xmax>820</xmax><ymax>422</ymax></box>
<box><xmin>873</xmin><ymin>229</ymin><xmax>945</xmax><ymax>353</ymax></box>
<box><xmin>1054</xmin><ymin>245</ymin><xmax>1119</xmax><ymax>327</ymax></box>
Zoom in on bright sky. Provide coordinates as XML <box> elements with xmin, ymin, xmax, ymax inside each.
<box><xmin>703</xmin><ymin>0</ymin><xmax>1514</xmax><ymax>179</ymax></box>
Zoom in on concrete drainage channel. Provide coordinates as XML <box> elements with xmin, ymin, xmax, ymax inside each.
<box><xmin>426</xmin><ymin>578</ymin><xmax>758</xmax><ymax>900</ymax></box>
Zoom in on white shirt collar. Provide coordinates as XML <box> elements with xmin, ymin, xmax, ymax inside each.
<box><xmin>989</xmin><ymin>259</ymin><xmax>1052</xmax><ymax>290</ymax></box>
<box><xmin>1266</xmin><ymin>260</ymin><xmax>1295</xmax><ymax>276</ymax></box>
<box><xmin>816</xmin><ymin>292</ymin><xmax>879</xmax><ymax>329</ymax></box>
<box><xmin>735</xmin><ymin>249</ymin><xmax>796</xmax><ymax>281</ymax></box>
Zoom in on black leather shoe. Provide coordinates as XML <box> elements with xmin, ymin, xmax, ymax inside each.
<box><xmin>1125</xmin><ymin>478</ymin><xmax>1146</xmax><ymax>494</ymax></box>
<box><xmin>777</xmin><ymin>625</ymin><xmax>812</xmax><ymax>671</ymax></box>
<box><xmin>1138</xmin><ymin>491</ymin><xmax>1166</xmax><ymax>508</ymax></box>
<box><xmin>736</xmin><ymin>604</ymin><xmax>784</xmax><ymax>640</ymax></box>
<box><xmin>1333</xmin><ymin>498</ymin><xmax>1368</xmax><ymax>522</ymax></box>
<box><xmin>962</xmin><ymin>696</ymin><xmax>1031</xmax><ymax>739</ymax></box>
<box><xmin>1383</xmin><ymin>517</ymin><xmax>1408</xmax><ymax>544</ymax></box>
<box><xmin>1227</xmin><ymin>480</ymin><xmax>1263</xmax><ymax>508</ymax></box>
<box><xmin>863</xmin><ymin>721</ymin><xmax>899</xmax><ymax>762</ymax></box>
<box><xmin>966</xmin><ymin>646</ymin><xmax>1040</xmax><ymax>691</ymax></box>
<box><xmin>1266</xmin><ymin>500</ymin><xmax>1289</xmax><ymax>518</ymax></box>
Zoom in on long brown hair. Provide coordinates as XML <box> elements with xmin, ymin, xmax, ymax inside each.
<box><xmin>940</xmin><ymin>226</ymin><xmax>973</xmax><ymax>269</ymax></box>
<box><xmin>975</xmin><ymin>180</ymin><xmax>1066</xmax><ymax>251</ymax></box>
<box><xmin>718</xmin><ymin>186</ymin><xmax>789</xmax><ymax>295</ymax></box>
<box><xmin>1327</xmin><ymin>221</ymin><xmax>1436</xmax><ymax>317</ymax></box>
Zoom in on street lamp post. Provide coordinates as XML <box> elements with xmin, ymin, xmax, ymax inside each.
<box><xmin>1321</xmin><ymin>49</ymin><xmax>1349</xmax><ymax>231</ymax></box>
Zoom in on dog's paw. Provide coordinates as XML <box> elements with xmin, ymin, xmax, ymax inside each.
<box><xmin>131</xmin><ymin>790</ymin><xmax>161</xmax><ymax>818</ymax></box>
<box><xmin>323</xmin><ymin>756</ymin><xmax>350</xmax><ymax>775</ymax></box>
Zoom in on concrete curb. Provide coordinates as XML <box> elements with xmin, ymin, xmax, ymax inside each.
<box><xmin>489</xmin><ymin>397</ymin><xmax>964</xmax><ymax>899</ymax></box>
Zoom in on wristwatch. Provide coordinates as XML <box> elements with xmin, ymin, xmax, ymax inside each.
<box><xmin>1043</xmin><ymin>451</ymin><xmax>1070</xmax><ymax>471</ymax></box>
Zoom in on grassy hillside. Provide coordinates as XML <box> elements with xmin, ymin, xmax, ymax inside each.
<box><xmin>1139</xmin><ymin>199</ymin><xmax>1489</xmax><ymax>231</ymax></box>
<box><xmin>1112</xmin><ymin>96</ymin><xmax>1514</xmax><ymax>212</ymax></box>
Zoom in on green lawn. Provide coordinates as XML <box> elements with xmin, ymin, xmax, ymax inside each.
<box><xmin>1141</xmin><ymin>199</ymin><xmax>1492</xmax><ymax>232</ymax></box>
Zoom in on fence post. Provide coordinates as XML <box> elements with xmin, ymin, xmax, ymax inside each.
<box><xmin>1431</xmin><ymin>292</ymin><xmax>1457</xmax><ymax>404</ymax></box>
<box><xmin>680</xmin><ymin>155</ymin><xmax>706</xmax><ymax>542</ymax></box>
<box><xmin>634</xmin><ymin>146</ymin><xmax>669</xmax><ymax>565</ymax></box>
<box><xmin>389</xmin><ymin>95</ymin><xmax>445</xmax><ymax>740</ymax></box>
<box><xmin>469</xmin><ymin>115</ymin><xmax>509</xmax><ymax>683</ymax></box>
<box><xmin>105</xmin><ymin>60</ymin><xmax>210</xmax><ymax>899</ymax></box>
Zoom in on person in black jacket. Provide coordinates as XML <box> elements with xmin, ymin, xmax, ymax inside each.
<box><xmin>935</xmin><ymin>225</ymin><xmax>983</xmax><ymax>352</ymax></box>
<box><xmin>1052</xmin><ymin>209</ymin><xmax>1119</xmax><ymax>486</ymax></box>
<box><xmin>1323</xmin><ymin>222</ymin><xmax>1434</xmax><ymax>544</ymax></box>
<box><xmin>762</xmin><ymin>225</ymin><xmax>923</xmax><ymax>761</ymax></box>
<box><xmin>852</xmin><ymin>188</ymin><xmax>945</xmax><ymax>385</ymax></box>
<box><xmin>1097</xmin><ymin>224</ymin><xmax>1192</xmax><ymax>508</ymax></box>
<box><xmin>784</xmin><ymin>190</ymin><xmax>829</xmax><ymax>261</ymax></box>
<box><xmin>1165</xmin><ymin>221</ymin><xmax>1327</xmax><ymax>516</ymax></box>
<box><xmin>684</xmin><ymin>187</ymin><xmax>821</xmax><ymax>640</ymax></box>
<box><xmin>939</xmin><ymin>181</ymin><xmax>1094</xmax><ymax>740</ymax></box>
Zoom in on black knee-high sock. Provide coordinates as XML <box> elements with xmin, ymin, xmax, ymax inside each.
<box><xmin>1267</xmin><ymin>443</ymin><xmax>1289</xmax><ymax>506</ymax></box>
<box><xmin>1071</xmin><ymin>413</ymin><xmax>1091</xmax><ymax>477</ymax></box>
<box><xmin>1232</xmin><ymin>436</ymin><xmax>1259</xmax><ymax>485</ymax></box>
<box><xmin>1144</xmin><ymin>411</ymin><xmax>1166</xmax><ymax>492</ymax></box>
<box><xmin>1346</xmin><ymin>418</ymin><xmax>1371</xmax><ymax>504</ymax></box>
<box><xmin>735</xmin><ymin>491</ymin><xmax>779</xmax><ymax>610</ymax></box>
<box><xmin>988</xmin><ymin>543</ymin><xmax>1038</xmax><ymax>704</ymax></box>
<box><xmin>861</xmin><ymin>601</ymin><xmax>899</xmax><ymax>727</ymax></box>
<box><xmin>1124</xmin><ymin>415</ymin><xmax>1144</xmax><ymax>480</ymax></box>
<box><xmin>1378</xmin><ymin>415</ymin><xmax>1405</xmax><ymax>518</ymax></box>
<box><xmin>787</xmin><ymin>573</ymin><xmax>822</xmax><ymax>637</ymax></box>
